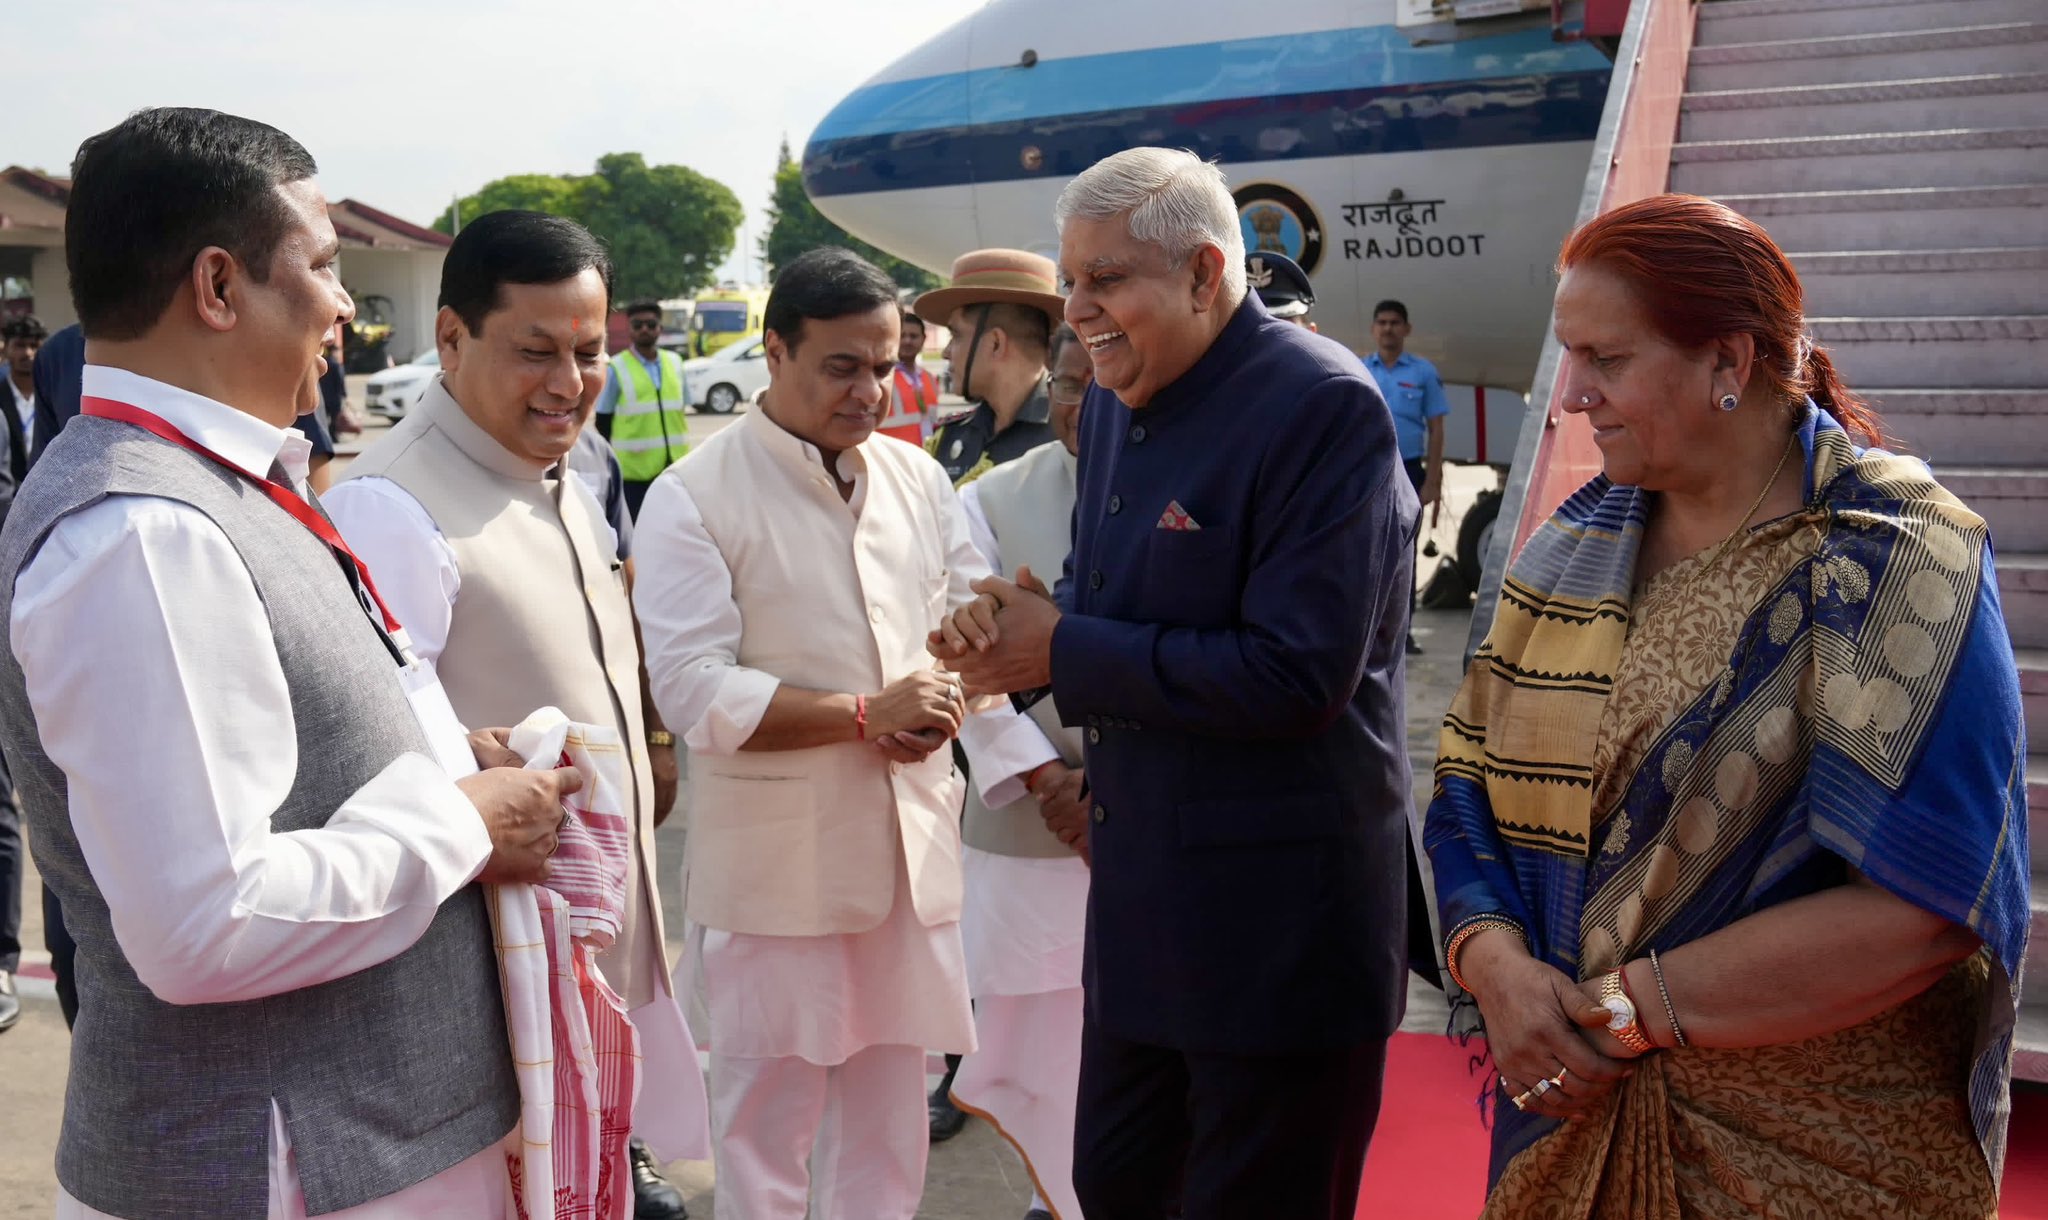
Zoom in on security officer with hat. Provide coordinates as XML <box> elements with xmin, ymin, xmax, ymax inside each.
<box><xmin>1247</xmin><ymin>251</ymin><xmax>1316</xmax><ymax>330</ymax></box>
<box><xmin>916</xmin><ymin>249</ymin><xmax>1066</xmax><ymax>487</ymax></box>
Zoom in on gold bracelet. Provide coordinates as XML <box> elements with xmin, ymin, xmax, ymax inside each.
<box><xmin>646</xmin><ymin>729</ymin><xmax>676</xmax><ymax>748</ymax></box>
<box><xmin>1648</xmin><ymin>948</ymin><xmax>1690</xmax><ymax>1048</ymax></box>
<box><xmin>1445</xmin><ymin>917</ymin><xmax>1527</xmax><ymax>994</ymax></box>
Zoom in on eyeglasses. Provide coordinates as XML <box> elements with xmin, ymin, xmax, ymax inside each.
<box><xmin>1049</xmin><ymin>376</ymin><xmax>1090</xmax><ymax>405</ymax></box>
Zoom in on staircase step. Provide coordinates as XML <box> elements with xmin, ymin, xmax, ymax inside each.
<box><xmin>1810</xmin><ymin>316</ymin><xmax>2048</xmax><ymax>389</ymax></box>
<box><xmin>1686</xmin><ymin>23</ymin><xmax>2048</xmax><ymax>92</ymax></box>
<box><xmin>1997</xmin><ymin>553</ymin><xmax>2048</xmax><ymax>652</ymax></box>
<box><xmin>2028</xmin><ymin>752</ymin><xmax>2047</xmax><ymax>815</ymax></box>
<box><xmin>1939</xmin><ymin>469</ymin><xmax>2048</xmax><ymax>557</ymax></box>
<box><xmin>2017</xmin><ymin>648</ymin><xmax>2048</xmax><ymax>755</ymax></box>
<box><xmin>1721</xmin><ymin>185</ymin><xmax>2048</xmax><ymax>252</ymax></box>
<box><xmin>1668</xmin><ymin>127</ymin><xmax>2048</xmax><ymax>195</ymax></box>
<box><xmin>1793</xmin><ymin>246</ymin><xmax>2048</xmax><ymax>317</ymax></box>
<box><xmin>1695</xmin><ymin>0</ymin><xmax>2046</xmax><ymax>46</ymax></box>
<box><xmin>1681</xmin><ymin>73</ymin><xmax>2048</xmax><ymax>142</ymax></box>
<box><xmin>1872</xmin><ymin>390</ymin><xmax>2048</xmax><ymax>466</ymax></box>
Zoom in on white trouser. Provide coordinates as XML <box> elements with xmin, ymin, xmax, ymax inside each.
<box><xmin>709</xmin><ymin>1044</ymin><xmax>929</xmax><ymax>1220</ymax></box>
<box><xmin>951</xmin><ymin>987</ymin><xmax>1086</xmax><ymax>1220</ymax></box>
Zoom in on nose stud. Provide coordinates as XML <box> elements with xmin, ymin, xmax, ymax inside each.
<box><xmin>1579</xmin><ymin>394</ymin><xmax>1592</xmax><ymax>406</ymax></box>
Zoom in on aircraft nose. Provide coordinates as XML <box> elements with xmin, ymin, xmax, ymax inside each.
<box><xmin>802</xmin><ymin>12</ymin><xmax>985</xmax><ymax>277</ymax></box>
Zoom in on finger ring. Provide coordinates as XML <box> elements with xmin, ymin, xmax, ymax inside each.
<box><xmin>1529</xmin><ymin>1078</ymin><xmax>1555</xmax><ymax>1098</ymax></box>
<box><xmin>1510</xmin><ymin>1090</ymin><xmax>1532</xmax><ymax>1111</ymax></box>
<box><xmin>1552</xmin><ymin>1067</ymin><xmax>1571</xmax><ymax>1085</ymax></box>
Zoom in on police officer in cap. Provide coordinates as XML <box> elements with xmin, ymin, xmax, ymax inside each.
<box><xmin>916</xmin><ymin>249</ymin><xmax>1066</xmax><ymax>487</ymax></box>
<box><xmin>1247</xmin><ymin>251</ymin><xmax>1316</xmax><ymax>331</ymax></box>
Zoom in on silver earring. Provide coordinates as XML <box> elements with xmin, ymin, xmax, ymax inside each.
<box><xmin>1718</xmin><ymin>393</ymin><xmax>1739</xmax><ymax>412</ymax></box>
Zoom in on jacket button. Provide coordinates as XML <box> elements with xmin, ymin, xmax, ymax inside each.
<box><xmin>1088</xmin><ymin>570</ymin><xmax>1103</xmax><ymax>590</ymax></box>
<box><xmin>1108</xmin><ymin>494</ymin><xmax>1122</xmax><ymax>514</ymax></box>
<box><xmin>1087</xmin><ymin>727</ymin><xmax>1101</xmax><ymax>744</ymax></box>
<box><xmin>1129</xmin><ymin>425</ymin><xmax>1147</xmax><ymax>443</ymax></box>
<box><xmin>1092</xmin><ymin>804</ymin><xmax>1108</xmax><ymax>824</ymax></box>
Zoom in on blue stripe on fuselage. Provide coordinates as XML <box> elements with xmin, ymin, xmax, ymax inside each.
<box><xmin>804</xmin><ymin>68</ymin><xmax>1610</xmax><ymax>198</ymax></box>
<box><xmin>810</xmin><ymin>24</ymin><xmax>1613</xmax><ymax>142</ymax></box>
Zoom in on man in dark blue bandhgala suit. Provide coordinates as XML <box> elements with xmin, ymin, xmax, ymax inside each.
<box><xmin>933</xmin><ymin>147</ymin><xmax>1419</xmax><ymax>1220</ymax></box>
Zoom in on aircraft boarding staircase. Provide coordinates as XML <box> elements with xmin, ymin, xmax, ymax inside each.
<box><xmin>1480</xmin><ymin>0</ymin><xmax>2048</xmax><ymax>1076</ymax></box>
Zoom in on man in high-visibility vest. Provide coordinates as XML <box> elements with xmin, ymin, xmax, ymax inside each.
<box><xmin>596</xmin><ymin>300</ymin><xmax>691</xmax><ymax>517</ymax></box>
<box><xmin>877</xmin><ymin>307</ymin><xmax>940</xmax><ymax>446</ymax></box>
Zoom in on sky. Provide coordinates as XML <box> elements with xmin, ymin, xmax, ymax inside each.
<box><xmin>11</xmin><ymin>0</ymin><xmax>986</xmax><ymax>285</ymax></box>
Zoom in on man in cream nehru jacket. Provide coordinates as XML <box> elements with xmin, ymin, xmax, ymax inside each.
<box><xmin>327</xmin><ymin>210</ymin><xmax>708</xmax><ymax>1218</ymax></box>
<box><xmin>634</xmin><ymin>246</ymin><xmax>989</xmax><ymax>1220</ymax></box>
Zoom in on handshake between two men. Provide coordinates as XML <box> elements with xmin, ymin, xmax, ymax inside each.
<box><xmin>921</xmin><ymin>567</ymin><xmax>1091</xmax><ymax>864</ymax></box>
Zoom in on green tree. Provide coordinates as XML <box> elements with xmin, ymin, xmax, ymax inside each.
<box><xmin>433</xmin><ymin>156</ymin><xmax>743</xmax><ymax>302</ymax></box>
<box><xmin>433</xmin><ymin>174</ymin><xmax>585</xmax><ymax>234</ymax></box>
<box><xmin>761</xmin><ymin>139</ymin><xmax>940</xmax><ymax>292</ymax></box>
<box><xmin>581</xmin><ymin>153</ymin><xmax>745</xmax><ymax>303</ymax></box>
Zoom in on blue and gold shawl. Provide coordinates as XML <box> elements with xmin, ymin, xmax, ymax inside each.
<box><xmin>1426</xmin><ymin>407</ymin><xmax>2029</xmax><ymax>1181</ymax></box>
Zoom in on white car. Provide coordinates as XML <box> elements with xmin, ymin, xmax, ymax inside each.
<box><xmin>682</xmin><ymin>335</ymin><xmax>768</xmax><ymax>414</ymax></box>
<box><xmin>364</xmin><ymin>350</ymin><xmax>441</xmax><ymax>419</ymax></box>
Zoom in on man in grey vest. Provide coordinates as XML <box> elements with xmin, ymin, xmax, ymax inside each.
<box><xmin>328</xmin><ymin>210</ymin><xmax>706</xmax><ymax>1219</ymax></box>
<box><xmin>0</xmin><ymin>107</ymin><xmax>579</xmax><ymax>1219</ymax></box>
<box><xmin>947</xmin><ymin>324</ymin><xmax>1094</xmax><ymax>1220</ymax></box>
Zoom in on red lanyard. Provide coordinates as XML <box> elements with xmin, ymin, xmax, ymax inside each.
<box><xmin>81</xmin><ymin>396</ymin><xmax>406</xmax><ymax>636</ymax></box>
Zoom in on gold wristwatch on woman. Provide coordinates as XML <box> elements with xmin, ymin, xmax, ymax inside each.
<box><xmin>1597</xmin><ymin>970</ymin><xmax>1657</xmax><ymax>1054</ymax></box>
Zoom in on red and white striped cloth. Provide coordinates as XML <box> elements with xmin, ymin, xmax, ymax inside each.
<box><xmin>492</xmin><ymin>708</ymin><xmax>642</xmax><ymax>1220</ymax></box>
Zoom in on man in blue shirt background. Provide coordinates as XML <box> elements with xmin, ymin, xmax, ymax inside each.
<box><xmin>1362</xmin><ymin>299</ymin><xmax>1447</xmax><ymax>656</ymax></box>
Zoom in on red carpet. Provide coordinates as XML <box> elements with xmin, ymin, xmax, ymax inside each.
<box><xmin>1358</xmin><ymin>1034</ymin><xmax>2048</xmax><ymax>1218</ymax></box>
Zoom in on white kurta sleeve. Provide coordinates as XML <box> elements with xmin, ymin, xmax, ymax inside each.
<box><xmin>11</xmin><ymin>496</ymin><xmax>492</xmax><ymax>1007</ymax></box>
<box><xmin>930</xmin><ymin>460</ymin><xmax>995</xmax><ymax>610</ymax></box>
<box><xmin>950</xmin><ymin>476</ymin><xmax>1061</xmax><ymax>807</ymax></box>
<box><xmin>958</xmin><ymin>481</ymin><xmax>1002</xmax><ymax>578</ymax></box>
<box><xmin>630</xmin><ymin>473</ymin><xmax>782</xmax><ymax>755</ymax></box>
<box><xmin>323</xmin><ymin>476</ymin><xmax>461</xmax><ymax>670</ymax></box>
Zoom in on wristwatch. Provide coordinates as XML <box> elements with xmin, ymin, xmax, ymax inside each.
<box><xmin>646</xmin><ymin>729</ymin><xmax>676</xmax><ymax>748</ymax></box>
<box><xmin>1597</xmin><ymin>970</ymin><xmax>1657</xmax><ymax>1054</ymax></box>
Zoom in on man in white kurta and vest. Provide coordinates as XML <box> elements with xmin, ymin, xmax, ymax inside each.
<box><xmin>0</xmin><ymin>106</ymin><xmax>587</xmax><ymax>1219</ymax></box>
<box><xmin>327</xmin><ymin>211</ymin><xmax>710</xmax><ymax>1219</ymax></box>
<box><xmin>948</xmin><ymin>323</ymin><xmax>1095</xmax><ymax>1220</ymax></box>
<box><xmin>633</xmin><ymin>247</ymin><xmax>985</xmax><ymax>1220</ymax></box>
<box><xmin>596</xmin><ymin>299</ymin><xmax>691</xmax><ymax>518</ymax></box>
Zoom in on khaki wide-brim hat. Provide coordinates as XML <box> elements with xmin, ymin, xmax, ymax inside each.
<box><xmin>914</xmin><ymin>248</ymin><xmax>1067</xmax><ymax>329</ymax></box>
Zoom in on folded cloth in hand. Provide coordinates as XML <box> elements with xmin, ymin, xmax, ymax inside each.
<box><xmin>491</xmin><ymin>707</ymin><xmax>640</xmax><ymax>1220</ymax></box>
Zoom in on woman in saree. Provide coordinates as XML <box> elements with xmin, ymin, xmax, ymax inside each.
<box><xmin>1425</xmin><ymin>194</ymin><xmax>2028</xmax><ymax>1218</ymax></box>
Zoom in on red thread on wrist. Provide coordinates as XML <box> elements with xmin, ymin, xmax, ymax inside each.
<box><xmin>1025</xmin><ymin>760</ymin><xmax>1062</xmax><ymax>791</ymax></box>
<box><xmin>855</xmin><ymin>695</ymin><xmax>868</xmax><ymax>741</ymax></box>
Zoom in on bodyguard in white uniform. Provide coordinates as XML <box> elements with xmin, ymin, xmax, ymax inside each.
<box><xmin>950</xmin><ymin>324</ymin><xmax>1096</xmax><ymax>1220</ymax></box>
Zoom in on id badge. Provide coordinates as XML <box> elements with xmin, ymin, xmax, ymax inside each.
<box><xmin>399</xmin><ymin>660</ymin><xmax>479</xmax><ymax>780</ymax></box>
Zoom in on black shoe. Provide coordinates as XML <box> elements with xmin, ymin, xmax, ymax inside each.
<box><xmin>0</xmin><ymin>971</ymin><xmax>17</xmax><ymax>1033</ymax></box>
<box><xmin>629</xmin><ymin>1136</ymin><xmax>687</xmax><ymax>1219</ymax></box>
<box><xmin>928</xmin><ymin>1087</ymin><xmax>968</xmax><ymax>1143</ymax></box>
<box><xmin>1406</xmin><ymin>634</ymin><xmax>1424</xmax><ymax>656</ymax></box>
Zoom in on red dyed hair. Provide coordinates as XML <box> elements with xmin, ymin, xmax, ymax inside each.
<box><xmin>1558</xmin><ymin>194</ymin><xmax>1882</xmax><ymax>445</ymax></box>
